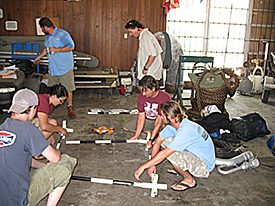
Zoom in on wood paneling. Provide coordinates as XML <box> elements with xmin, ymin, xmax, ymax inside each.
<box><xmin>0</xmin><ymin>0</ymin><xmax>166</xmax><ymax>71</ymax></box>
<box><xmin>248</xmin><ymin>0</ymin><xmax>275</xmax><ymax>61</ymax></box>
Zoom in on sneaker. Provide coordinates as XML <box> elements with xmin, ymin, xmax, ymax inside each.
<box><xmin>68</xmin><ymin>106</ymin><xmax>76</xmax><ymax>119</ymax></box>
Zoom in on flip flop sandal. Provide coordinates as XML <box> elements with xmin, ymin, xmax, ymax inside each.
<box><xmin>167</xmin><ymin>168</ymin><xmax>179</xmax><ymax>176</ymax></box>
<box><xmin>170</xmin><ymin>182</ymin><xmax>197</xmax><ymax>192</ymax></box>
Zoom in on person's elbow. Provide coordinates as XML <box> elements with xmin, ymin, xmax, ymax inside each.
<box><xmin>155</xmin><ymin>136</ymin><xmax>164</xmax><ymax>145</ymax></box>
<box><xmin>39</xmin><ymin>123</ymin><xmax>47</xmax><ymax>131</ymax></box>
<box><xmin>42</xmin><ymin>146</ymin><xmax>61</xmax><ymax>163</ymax></box>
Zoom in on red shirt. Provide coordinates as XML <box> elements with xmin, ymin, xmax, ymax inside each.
<box><xmin>137</xmin><ymin>90</ymin><xmax>171</xmax><ymax>120</ymax></box>
<box><xmin>35</xmin><ymin>94</ymin><xmax>54</xmax><ymax>118</ymax></box>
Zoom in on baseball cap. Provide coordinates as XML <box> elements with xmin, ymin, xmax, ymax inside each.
<box><xmin>8</xmin><ymin>88</ymin><xmax>38</xmax><ymax>113</ymax></box>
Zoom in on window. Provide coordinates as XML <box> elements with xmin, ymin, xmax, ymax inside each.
<box><xmin>166</xmin><ymin>0</ymin><xmax>250</xmax><ymax>68</ymax></box>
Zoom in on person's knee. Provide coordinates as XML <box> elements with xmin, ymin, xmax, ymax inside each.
<box><xmin>54</xmin><ymin>155</ymin><xmax>77</xmax><ymax>186</ymax></box>
<box><xmin>59</xmin><ymin>154</ymin><xmax>77</xmax><ymax>169</ymax></box>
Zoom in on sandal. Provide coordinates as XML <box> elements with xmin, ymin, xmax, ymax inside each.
<box><xmin>171</xmin><ymin>181</ymin><xmax>197</xmax><ymax>192</ymax></box>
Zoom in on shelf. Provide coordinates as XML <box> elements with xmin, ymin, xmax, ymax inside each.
<box><xmin>74</xmin><ymin>67</ymin><xmax>118</xmax><ymax>89</ymax></box>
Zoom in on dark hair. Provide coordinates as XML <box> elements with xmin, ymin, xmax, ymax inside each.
<box><xmin>160</xmin><ymin>101</ymin><xmax>186</xmax><ymax>123</ymax></box>
<box><xmin>139</xmin><ymin>75</ymin><xmax>158</xmax><ymax>91</ymax></box>
<box><xmin>20</xmin><ymin>105</ymin><xmax>35</xmax><ymax>114</ymax></box>
<box><xmin>125</xmin><ymin>20</ymin><xmax>144</xmax><ymax>29</ymax></box>
<box><xmin>39</xmin><ymin>17</ymin><xmax>54</xmax><ymax>28</ymax></box>
<box><xmin>48</xmin><ymin>84</ymin><xmax>68</xmax><ymax>98</ymax></box>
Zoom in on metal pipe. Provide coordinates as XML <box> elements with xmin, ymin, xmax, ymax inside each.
<box><xmin>0</xmin><ymin>51</ymin><xmax>38</xmax><ymax>55</ymax></box>
<box><xmin>223</xmin><ymin>4</ymin><xmax>233</xmax><ymax>68</ymax></box>
<box><xmin>0</xmin><ymin>52</ymin><xmax>92</xmax><ymax>60</ymax></box>
<box><xmin>217</xmin><ymin>158</ymin><xmax>260</xmax><ymax>175</ymax></box>
<box><xmin>215</xmin><ymin>151</ymin><xmax>254</xmax><ymax>167</ymax></box>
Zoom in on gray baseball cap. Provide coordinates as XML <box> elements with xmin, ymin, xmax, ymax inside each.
<box><xmin>8</xmin><ymin>88</ymin><xmax>38</xmax><ymax>113</ymax></box>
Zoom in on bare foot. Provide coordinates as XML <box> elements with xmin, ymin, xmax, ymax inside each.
<box><xmin>167</xmin><ymin>168</ymin><xmax>179</xmax><ymax>176</ymax></box>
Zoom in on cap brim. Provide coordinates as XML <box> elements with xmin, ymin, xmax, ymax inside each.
<box><xmin>8</xmin><ymin>103</ymin><xmax>28</xmax><ymax>113</ymax></box>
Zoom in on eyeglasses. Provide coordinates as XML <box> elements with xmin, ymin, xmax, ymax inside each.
<box><xmin>141</xmin><ymin>87</ymin><xmax>147</xmax><ymax>92</ymax></box>
<box><xmin>59</xmin><ymin>98</ymin><xmax>65</xmax><ymax>104</ymax></box>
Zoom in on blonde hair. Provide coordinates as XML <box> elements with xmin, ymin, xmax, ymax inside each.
<box><xmin>160</xmin><ymin>100</ymin><xmax>187</xmax><ymax>123</ymax></box>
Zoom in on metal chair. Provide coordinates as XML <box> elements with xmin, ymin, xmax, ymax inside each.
<box><xmin>11</xmin><ymin>43</ymin><xmax>40</xmax><ymax>73</ymax></box>
<box><xmin>172</xmin><ymin>55</ymin><xmax>214</xmax><ymax>108</ymax></box>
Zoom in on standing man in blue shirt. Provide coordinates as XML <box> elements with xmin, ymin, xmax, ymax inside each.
<box><xmin>34</xmin><ymin>17</ymin><xmax>76</xmax><ymax>119</ymax></box>
<box><xmin>135</xmin><ymin>100</ymin><xmax>215</xmax><ymax>191</ymax></box>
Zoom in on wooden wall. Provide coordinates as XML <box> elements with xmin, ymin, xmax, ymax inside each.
<box><xmin>248</xmin><ymin>0</ymin><xmax>275</xmax><ymax>61</ymax></box>
<box><xmin>0</xmin><ymin>0</ymin><xmax>166</xmax><ymax>71</ymax></box>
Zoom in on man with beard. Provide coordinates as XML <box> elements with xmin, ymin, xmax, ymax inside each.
<box><xmin>34</xmin><ymin>17</ymin><xmax>76</xmax><ymax>119</ymax></box>
<box><xmin>134</xmin><ymin>100</ymin><xmax>215</xmax><ymax>192</ymax></box>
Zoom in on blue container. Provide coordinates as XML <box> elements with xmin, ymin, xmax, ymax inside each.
<box><xmin>267</xmin><ymin>135</ymin><xmax>275</xmax><ymax>156</ymax></box>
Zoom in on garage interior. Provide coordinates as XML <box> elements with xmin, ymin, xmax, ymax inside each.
<box><xmin>0</xmin><ymin>0</ymin><xmax>275</xmax><ymax>205</ymax></box>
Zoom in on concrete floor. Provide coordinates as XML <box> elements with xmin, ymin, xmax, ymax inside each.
<box><xmin>2</xmin><ymin>89</ymin><xmax>275</xmax><ymax>205</ymax></box>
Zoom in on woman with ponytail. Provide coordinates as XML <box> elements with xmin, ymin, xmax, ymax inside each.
<box><xmin>32</xmin><ymin>84</ymin><xmax>69</xmax><ymax>146</ymax></box>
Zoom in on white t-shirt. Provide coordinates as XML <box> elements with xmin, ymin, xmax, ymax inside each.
<box><xmin>137</xmin><ymin>29</ymin><xmax>163</xmax><ymax>80</ymax></box>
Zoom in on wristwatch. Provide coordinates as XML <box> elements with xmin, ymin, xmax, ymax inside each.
<box><xmin>143</xmin><ymin>66</ymin><xmax>148</xmax><ymax>71</ymax></box>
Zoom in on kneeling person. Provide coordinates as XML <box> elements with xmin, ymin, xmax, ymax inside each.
<box><xmin>0</xmin><ymin>88</ymin><xmax>77</xmax><ymax>205</ymax></box>
<box><xmin>135</xmin><ymin>100</ymin><xmax>215</xmax><ymax>191</ymax></box>
<box><xmin>32</xmin><ymin>84</ymin><xmax>69</xmax><ymax>145</ymax></box>
<box><xmin>123</xmin><ymin>75</ymin><xmax>171</xmax><ymax>143</ymax></box>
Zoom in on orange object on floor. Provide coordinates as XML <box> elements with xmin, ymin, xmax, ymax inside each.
<box><xmin>86</xmin><ymin>126</ymin><xmax>115</xmax><ymax>134</ymax></box>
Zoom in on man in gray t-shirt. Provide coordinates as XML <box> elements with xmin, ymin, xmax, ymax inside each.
<box><xmin>0</xmin><ymin>89</ymin><xmax>77</xmax><ymax>205</ymax></box>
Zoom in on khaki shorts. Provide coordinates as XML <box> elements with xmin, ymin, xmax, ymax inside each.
<box><xmin>48</xmin><ymin>70</ymin><xmax>76</xmax><ymax>92</ymax></box>
<box><xmin>27</xmin><ymin>154</ymin><xmax>77</xmax><ymax>206</ymax></box>
<box><xmin>31</xmin><ymin>118</ymin><xmax>41</xmax><ymax>131</ymax></box>
<box><xmin>162</xmin><ymin>137</ymin><xmax>209</xmax><ymax>178</ymax></box>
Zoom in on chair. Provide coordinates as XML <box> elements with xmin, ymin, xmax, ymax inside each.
<box><xmin>172</xmin><ymin>55</ymin><xmax>214</xmax><ymax>108</ymax></box>
<box><xmin>11</xmin><ymin>43</ymin><xmax>40</xmax><ymax>73</ymax></box>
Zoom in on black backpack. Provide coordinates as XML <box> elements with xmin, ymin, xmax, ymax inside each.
<box><xmin>5</xmin><ymin>59</ymin><xmax>35</xmax><ymax>76</ymax></box>
<box><xmin>230</xmin><ymin>113</ymin><xmax>271</xmax><ymax>141</ymax></box>
<box><xmin>197</xmin><ymin>112</ymin><xmax>231</xmax><ymax>133</ymax></box>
